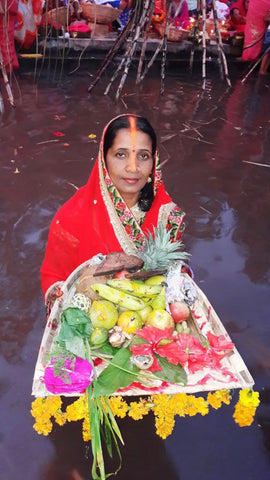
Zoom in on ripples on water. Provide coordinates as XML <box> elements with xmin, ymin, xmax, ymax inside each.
<box><xmin>1</xmin><ymin>62</ymin><xmax>270</xmax><ymax>479</ymax></box>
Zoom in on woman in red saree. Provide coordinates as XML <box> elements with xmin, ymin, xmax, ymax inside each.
<box><xmin>41</xmin><ymin>114</ymin><xmax>185</xmax><ymax>303</ymax></box>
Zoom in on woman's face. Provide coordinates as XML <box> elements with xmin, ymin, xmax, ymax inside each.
<box><xmin>106</xmin><ymin>128</ymin><xmax>154</xmax><ymax>208</ymax></box>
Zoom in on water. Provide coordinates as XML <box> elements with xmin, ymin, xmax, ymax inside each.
<box><xmin>1</xmin><ymin>60</ymin><xmax>270</xmax><ymax>480</ymax></box>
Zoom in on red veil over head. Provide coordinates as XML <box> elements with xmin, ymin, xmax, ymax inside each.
<box><xmin>41</xmin><ymin>114</ymin><xmax>185</xmax><ymax>297</ymax></box>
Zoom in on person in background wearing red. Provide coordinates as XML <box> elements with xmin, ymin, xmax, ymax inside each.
<box><xmin>229</xmin><ymin>0</ymin><xmax>249</xmax><ymax>32</ymax></box>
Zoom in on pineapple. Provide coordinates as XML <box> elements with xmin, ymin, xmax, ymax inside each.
<box><xmin>137</xmin><ymin>223</ymin><xmax>190</xmax><ymax>271</ymax></box>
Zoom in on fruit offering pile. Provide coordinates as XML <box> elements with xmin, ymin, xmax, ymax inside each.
<box><xmin>42</xmin><ymin>266</ymin><xmax>235</xmax><ymax>398</ymax></box>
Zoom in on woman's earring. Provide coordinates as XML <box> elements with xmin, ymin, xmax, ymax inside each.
<box><xmin>147</xmin><ymin>175</ymin><xmax>152</xmax><ymax>183</ymax></box>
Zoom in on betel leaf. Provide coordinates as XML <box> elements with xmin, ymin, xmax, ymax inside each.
<box><xmin>93</xmin><ymin>348</ymin><xmax>140</xmax><ymax>398</ymax></box>
<box><xmin>54</xmin><ymin>307</ymin><xmax>92</xmax><ymax>359</ymax></box>
<box><xmin>154</xmin><ymin>354</ymin><xmax>187</xmax><ymax>385</ymax></box>
<box><xmin>65</xmin><ymin>337</ymin><xmax>86</xmax><ymax>359</ymax></box>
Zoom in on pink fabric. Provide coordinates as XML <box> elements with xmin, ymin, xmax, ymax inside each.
<box><xmin>242</xmin><ymin>0</ymin><xmax>270</xmax><ymax>61</ymax></box>
<box><xmin>44</xmin><ymin>357</ymin><xmax>94</xmax><ymax>394</ymax></box>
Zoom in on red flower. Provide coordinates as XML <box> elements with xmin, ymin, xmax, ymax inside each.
<box><xmin>206</xmin><ymin>332</ymin><xmax>234</xmax><ymax>353</ymax></box>
<box><xmin>130</xmin><ymin>327</ymin><xmax>174</xmax><ymax>372</ymax></box>
<box><xmin>157</xmin><ymin>333</ymin><xmax>208</xmax><ymax>372</ymax></box>
<box><xmin>53</xmin><ymin>131</ymin><xmax>65</xmax><ymax>137</ymax></box>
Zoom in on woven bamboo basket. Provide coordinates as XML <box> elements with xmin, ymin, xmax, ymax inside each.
<box><xmin>43</xmin><ymin>6</ymin><xmax>69</xmax><ymax>25</ymax></box>
<box><xmin>32</xmin><ymin>256</ymin><xmax>254</xmax><ymax>398</ymax></box>
<box><xmin>81</xmin><ymin>2</ymin><xmax>122</xmax><ymax>24</ymax></box>
<box><xmin>155</xmin><ymin>23</ymin><xmax>190</xmax><ymax>42</ymax></box>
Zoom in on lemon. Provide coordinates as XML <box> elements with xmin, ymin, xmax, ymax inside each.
<box><xmin>117</xmin><ymin>310</ymin><xmax>143</xmax><ymax>334</ymax></box>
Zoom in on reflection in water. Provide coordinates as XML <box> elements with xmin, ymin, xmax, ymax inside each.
<box><xmin>1</xmin><ymin>67</ymin><xmax>270</xmax><ymax>479</ymax></box>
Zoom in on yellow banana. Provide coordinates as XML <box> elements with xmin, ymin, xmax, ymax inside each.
<box><xmin>90</xmin><ymin>283</ymin><xmax>147</xmax><ymax>310</ymax></box>
<box><xmin>106</xmin><ymin>279</ymin><xmax>162</xmax><ymax>297</ymax></box>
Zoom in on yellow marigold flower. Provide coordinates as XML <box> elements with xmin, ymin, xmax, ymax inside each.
<box><xmin>66</xmin><ymin>396</ymin><xmax>86</xmax><ymax>421</ymax></box>
<box><xmin>82</xmin><ymin>417</ymin><xmax>91</xmax><ymax>442</ymax></box>
<box><xmin>54</xmin><ymin>411</ymin><xmax>67</xmax><ymax>426</ymax></box>
<box><xmin>207</xmin><ymin>390</ymin><xmax>231</xmax><ymax>409</ymax></box>
<box><xmin>233</xmin><ymin>403</ymin><xmax>256</xmax><ymax>427</ymax></box>
<box><xmin>239</xmin><ymin>389</ymin><xmax>260</xmax><ymax>408</ymax></box>
<box><xmin>128</xmin><ymin>400</ymin><xmax>149</xmax><ymax>420</ymax></box>
<box><xmin>45</xmin><ymin>396</ymin><xmax>62</xmax><ymax>414</ymax></box>
<box><xmin>193</xmin><ymin>396</ymin><xmax>209</xmax><ymax>416</ymax></box>
<box><xmin>108</xmin><ymin>396</ymin><xmax>128</xmax><ymax>418</ymax></box>
<box><xmin>155</xmin><ymin>415</ymin><xmax>175</xmax><ymax>440</ymax></box>
<box><xmin>168</xmin><ymin>394</ymin><xmax>189</xmax><ymax>417</ymax></box>
<box><xmin>33</xmin><ymin>421</ymin><xmax>53</xmax><ymax>436</ymax></box>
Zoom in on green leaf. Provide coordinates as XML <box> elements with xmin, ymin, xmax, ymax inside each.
<box><xmin>61</xmin><ymin>307</ymin><xmax>91</xmax><ymax>327</ymax></box>
<box><xmin>65</xmin><ymin>337</ymin><xmax>86</xmax><ymax>359</ymax></box>
<box><xmin>154</xmin><ymin>354</ymin><xmax>187</xmax><ymax>385</ymax></box>
<box><xmin>93</xmin><ymin>349</ymin><xmax>140</xmax><ymax>397</ymax></box>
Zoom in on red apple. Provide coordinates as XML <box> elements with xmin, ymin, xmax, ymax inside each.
<box><xmin>169</xmin><ymin>301</ymin><xmax>190</xmax><ymax>324</ymax></box>
<box><xmin>113</xmin><ymin>270</ymin><xmax>130</xmax><ymax>279</ymax></box>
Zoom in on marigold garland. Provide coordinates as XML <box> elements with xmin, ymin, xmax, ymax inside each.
<box><xmin>31</xmin><ymin>389</ymin><xmax>260</xmax><ymax>441</ymax></box>
<box><xmin>233</xmin><ymin>389</ymin><xmax>260</xmax><ymax>427</ymax></box>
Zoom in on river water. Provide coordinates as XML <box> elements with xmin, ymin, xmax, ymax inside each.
<box><xmin>1</xmin><ymin>59</ymin><xmax>270</xmax><ymax>480</ymax></box>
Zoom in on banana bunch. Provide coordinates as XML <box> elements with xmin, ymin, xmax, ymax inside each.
<box><xmin>107</xmin><ymin>279</ymin><xmax>162</xmax><ymax>297</ymax></box>
<box><xmin>90</xmin><ymin>277</ymin><xmax>165</xmax><ymax>310</ymax></box>
<box><xmin>90</xmin><ymin>283</ymin><xmax>147</xmax><ymax>311</ymax></box>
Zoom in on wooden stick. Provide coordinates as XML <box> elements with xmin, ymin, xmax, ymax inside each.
<box><xmin>0</xmin><ymin>45</ymin><xmax>15</xmax><ymax>107</ymax></box>
<box><xmin>241</xmin><ymin>43</ymin><xmax>270</xmax><ymax>83</ymax></box>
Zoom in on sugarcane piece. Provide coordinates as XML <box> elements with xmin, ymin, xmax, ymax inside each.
<box><xmin>115</xmin><ymin>0</ymin><xmax>152</xmax><ymax>99</ymax></box>
<box><xmin>160</xmin><ymin>2</ymin><xmax>172</xmax><ymax>94</ymax></box>
<box><xmin>211</xmin><ymin>0</ymin><xmax>231</xmax><ymax>87</ymax></box>
<box><xmin>139</xmin><ymin>0</ymin><xmax>185</xmax><ymax>84</ymax></box>
<box><xmin>88</xmin><ymin>11</ymin><xmax>135</xmax><ymax>93</ymax></box>
<box><xmin>201</xmin><ymin>0</ymin><xmax>207</xmax><ymax>89</ymax></box>
<box><xmin>104</xmin><ymin>1</ymin><xmax>145</xmax><ymax>95</ymax></box>
<box><xmin>0</xmin><ymin>46</ymin><xmax>15</xmax><ymax>107</ymax></box>
<box><xmin>136</xmin><ymin>0</ymin><xmax>156</xmax><ymax>84</ymax></box>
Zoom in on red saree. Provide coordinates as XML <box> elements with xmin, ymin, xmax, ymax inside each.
<box><xmin>41</xmin><ymin>115</ymin><xmax>185</xmax><ymax>297</ymax></box>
